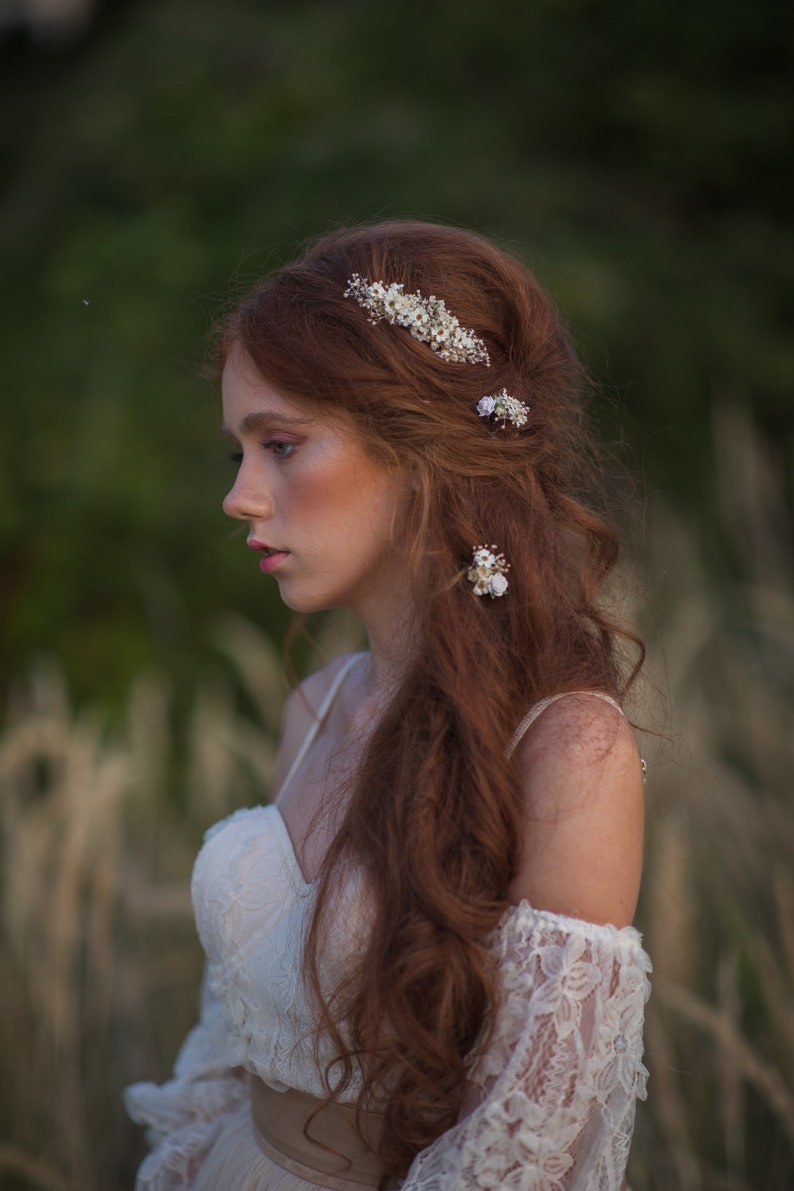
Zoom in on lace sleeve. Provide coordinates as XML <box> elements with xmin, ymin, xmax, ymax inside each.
<box><xmin>123</xmin><ymin>967</ymin><xmax>249</xmax><ymax>1190</ymax></box>
<box><xmin>402</xmin><ymin>904</ymin><xmax>651</xmax><ymax>1191</ymax></box>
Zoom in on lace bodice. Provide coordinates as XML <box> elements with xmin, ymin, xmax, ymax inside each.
<box><xmin>192</xmin><ymin>803</ymin><xmax>369</xmax><ymax>1099</ymax></box>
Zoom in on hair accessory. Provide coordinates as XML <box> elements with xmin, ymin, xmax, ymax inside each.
<box><xmin>344</xmin><ymin>274</ymin><xmax>490</xmax><ymax>366</ymax></box>
<box><xmin>477</xmin><ymin>389</ymin><xmax>529</xmax><ymax>429</ymax></box>
<box><xmin>468</xmin><ymin>545</ymin><xmax>510</xmax><ymax>598</ymax></box>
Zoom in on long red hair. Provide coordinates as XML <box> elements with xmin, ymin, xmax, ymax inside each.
<box><xmin>221</xmin><ymin>222</ymin><xmax>643</xmax><ymax>1184</ymax></box>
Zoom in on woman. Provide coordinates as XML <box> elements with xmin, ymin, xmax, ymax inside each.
<box><xmin>126</xmin><ymin>221</ymin><xmax>651</xmax><ymax>1190</ymax></box>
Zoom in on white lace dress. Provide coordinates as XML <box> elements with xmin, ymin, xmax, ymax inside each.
<box><xmin>126</xmin><ymin>678</ymin><xmax>651</xmax><ymax>1190</ymax></box>
<box><xmin>125</xmin><ymin>802</ymin><xmax>650</xmax><ymax>1190</ymax></box>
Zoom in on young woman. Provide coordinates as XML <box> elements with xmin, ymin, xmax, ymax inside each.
<box><xmin>126</xmin><ymin>221</ymin><xmax>651</xmax><ymax>1190</ymax></box>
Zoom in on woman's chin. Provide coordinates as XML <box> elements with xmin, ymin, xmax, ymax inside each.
<box><xmin>274</xmin><ymin>583</ymin><xmax>335</xmax><ymax>617</ymax></box>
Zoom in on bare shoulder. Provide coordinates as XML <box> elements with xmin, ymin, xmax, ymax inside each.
<box><xmin>509</xmin><ymin>694</ymin><xmax>645</xmax><ymax>928</ymax></box>
<box><xmin>270</xmin><ymin>654</ymin><xmax>359</xmax><ymax>798</ymax></box>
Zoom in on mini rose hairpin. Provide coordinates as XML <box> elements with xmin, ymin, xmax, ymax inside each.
<box><xmin>468</xmin><ymin>545</ymin><xmax>510</xmax><ymax>598</ymax></box>
<box><xmin>344</xmin><ymin>274</ymin><xmax>490</xmax><ymax>366</ymax></box>
<box><xmin>477</xmin><ymin>389</ymin><xmax>529</xmax><ymax>430</ymax></box>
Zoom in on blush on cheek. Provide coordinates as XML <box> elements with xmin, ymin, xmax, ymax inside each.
<box><xmin>304</xmin><ymin>461</ymin><xmax>369</xmax><ymax>522</ymax></box>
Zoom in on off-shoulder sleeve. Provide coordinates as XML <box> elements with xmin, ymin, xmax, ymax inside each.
<box><xmin>123</xmin><ymin>968</ymin><xmax>249</xmax><ymax>1191</ymax></box>
<box><xmin>402</xmin><ymin>904</ymin><xmax>652</xmax><ymax>1191</ymax></box>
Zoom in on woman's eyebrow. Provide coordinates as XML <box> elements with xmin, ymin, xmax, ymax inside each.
<box><xmin>221</xmin><ymin>410</ymin><xmax>315</xmax><ymax>437</ymax></box>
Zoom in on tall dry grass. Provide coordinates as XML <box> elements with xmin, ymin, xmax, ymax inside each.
<box><xmin>0</xmin><ymin>613</ymin><xmax>359</xmax><ymax>1191</ymax></box>
<box><xmin>629</xmin><ymin>404</ymin><xmax>794</xmax><ymax>1189</ymax></box>
<box><xmin>0</xmin><ymin>408</ymin><xmax>791</xmax><ymax>1189</ymax></box>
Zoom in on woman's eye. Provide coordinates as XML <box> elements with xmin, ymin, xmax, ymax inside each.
<box><xmin>267</xmin><ymin>440</ymin><xmax>296</xmax><ymax>459</ymax></box>
<box><xmin>227</xmin><ymin>440</ymin><xmax>296</xmax><ymax>465</ymax></box>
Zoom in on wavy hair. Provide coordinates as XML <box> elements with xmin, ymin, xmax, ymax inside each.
<box><xmin>221</xmin><ymin>222</ymin><xmax>643</xmax><ymax>1184</ymax></box>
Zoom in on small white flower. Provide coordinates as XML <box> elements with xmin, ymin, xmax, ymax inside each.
<box><xmin>468</xmin><ymin>544</ymin><xmax>510</xmax><ymax>598</ymax></box>
<box><xmin>489</xmin><ymin>572</ymin><xmax>509</xmax><ymax>596</ymax></box>
<box><xmin>477</xmin><ymin>387</ymin><xmax>529</xmax><ymax>430</ymax></box>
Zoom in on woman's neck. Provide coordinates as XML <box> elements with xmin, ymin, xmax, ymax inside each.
<box><xmin>359</xmin><ymin>607</ymin><xmax>416</xmax><ymax>706</ymax></box>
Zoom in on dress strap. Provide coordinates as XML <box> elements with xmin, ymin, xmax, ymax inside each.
<box><xmin>507</xmin><ymin>690</ymin><xmax>625</xmax><ymax>759</ymax></box>
<box><xmin>276</xmin><ymin>653</ymin><xmax>363</xmax><ymax>801</ymax></box>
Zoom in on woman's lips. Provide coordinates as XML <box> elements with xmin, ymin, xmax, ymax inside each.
<box><xmin>247</xmin><ymin>539</ymin><xmax>290</xmax><ymax>574</ymax></box>
<box><xmin>258</xmin><ymin>551</ymin><xmax>289</xmax><ymax>574</ymax></box>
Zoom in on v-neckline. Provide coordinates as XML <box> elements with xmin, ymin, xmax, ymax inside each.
<box><xmin>269</xmin><ymin>803</ymin><xmax>313</xmax><ymax>888</ymax></box>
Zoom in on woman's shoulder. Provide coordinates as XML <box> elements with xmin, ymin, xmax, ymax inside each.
<box><xmin>513</xmin><ymin>691</ymin><xmax>640</xmax><ymax>774</ymax></box>
<box><xmin>271</xmin><ymin>653</ymin><xmax>365</xmax><ymax>796</ymax></box>
<box><xmin>293</xmin><ymin>652</ymin><xmax>361</xmax><ymax>712</ymax></box>
<box><xmin>508</xmin><ymin>692</ymin><xmax>645</xmax><ymax>929</ymax></box>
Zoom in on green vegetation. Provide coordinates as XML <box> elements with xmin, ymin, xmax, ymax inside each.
<box><xmin>1</xmin><ymin>0</ymin><xmax>792</xmax><ymax>1186</ymax></box>
<box><xmin>2</xmin><ymin>0</ymin><xmax>792</xmax><ymax>706</ymax></box>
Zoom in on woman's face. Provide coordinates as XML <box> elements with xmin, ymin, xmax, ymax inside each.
<box><xmin>221</xmin><ymin>344</ymin><xmax>410</xmax><ymax>624</ymax></box>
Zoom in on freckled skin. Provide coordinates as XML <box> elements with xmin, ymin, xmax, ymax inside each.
<box><xmin>221</xmin><ymin>345</ymin><xmax>410</xmax><ymax>633</ymax></box>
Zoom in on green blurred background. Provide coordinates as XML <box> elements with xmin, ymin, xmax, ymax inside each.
<box><xmin>1</xmin><ymin>2</ymin><xmax>793</xmax><ymax>1189</ymax></box>
<box><xmin>2</xmin><ymin>0</ymin><xmax>791</xmax><ymax>711</ymax></box>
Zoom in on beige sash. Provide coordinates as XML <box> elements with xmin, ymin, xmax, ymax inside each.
<box><xmin>249</xmin><ymin>1076</ymin><xmax>397</xmax><ymax>1190</ymax></box>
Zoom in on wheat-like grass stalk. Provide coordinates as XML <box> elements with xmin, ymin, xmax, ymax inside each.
<box><xmin>655</xmin><ymin>977</ymin><xmax>794</xmax><ymax>1142</ymax></box>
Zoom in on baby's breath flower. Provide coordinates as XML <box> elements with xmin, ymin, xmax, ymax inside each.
<box><xmin>344</xmin><ymin>274</ymin><xmax>490</xmax><ymax>366</ymax></box>
<box><xmin>477</xmin><ymin>389</ymin><xmax>529</xmax><ymax>430</ymax></box>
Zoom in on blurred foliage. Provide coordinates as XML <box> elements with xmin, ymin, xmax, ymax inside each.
<box><xmin>1</xmin><ymin>0</ymin><xmax>792</xmax><ymax>708</ymax></box>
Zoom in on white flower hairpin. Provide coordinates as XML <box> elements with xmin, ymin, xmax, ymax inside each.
<box><xmin>468</xmin><ymin>545</ymin><xmax>510</xmax><ymax>598</ymax></box>
<box><xmin>344</xmin><ymin>274</ymin><xmax>490</xmax><ymax>366</ymax></box>
<box><xmin>477</xmin><ymin>389</ymin><xmax>529</xmax><ymax>430</ymax></box>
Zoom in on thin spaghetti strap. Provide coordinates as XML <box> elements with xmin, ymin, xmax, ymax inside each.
<box><xmin>507</xmin><ymin>690</ymin><xmax>625</xmax><ymax>759</ymax></box>
<box><xmin>276</xmin><ymin>653</ymin><xmax>363</xmax><ymax>800</ymax></box>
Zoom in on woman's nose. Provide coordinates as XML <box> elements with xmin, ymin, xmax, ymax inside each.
<box><xmin>222</xmin><ymin>465</ymin><xmax>274</xmax><ymax>523</ymax></box>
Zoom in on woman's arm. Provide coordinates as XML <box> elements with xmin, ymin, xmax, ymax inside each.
<box><xmin>402</xmin><ymin>905</ymin><xmax>651</xmax><ymax>1189</ymax></box>
<box><xmin>509</xmin><ymin>694</ymin><xmax>645</xmax><ymax>928</ymax></box>
<box><xmin>401</xmin><ymin>696</ymin><xmax>649</xmax><ymax>1190</ymax></box>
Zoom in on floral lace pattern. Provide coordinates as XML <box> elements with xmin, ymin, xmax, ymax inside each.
<box><xmin>126</xmin><ymin>805</ymin><xmax>651</xmax><ymax>1190</ymax></box>
<box><xmin>402</xmin><ymin>908</ymin><xmax>651</xmax><ymax>1190</ymax></box>
<box><xmin>193</xmin><ymin>805</ymin><xmax>360</xmax><ymax>1098</ymax></box>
